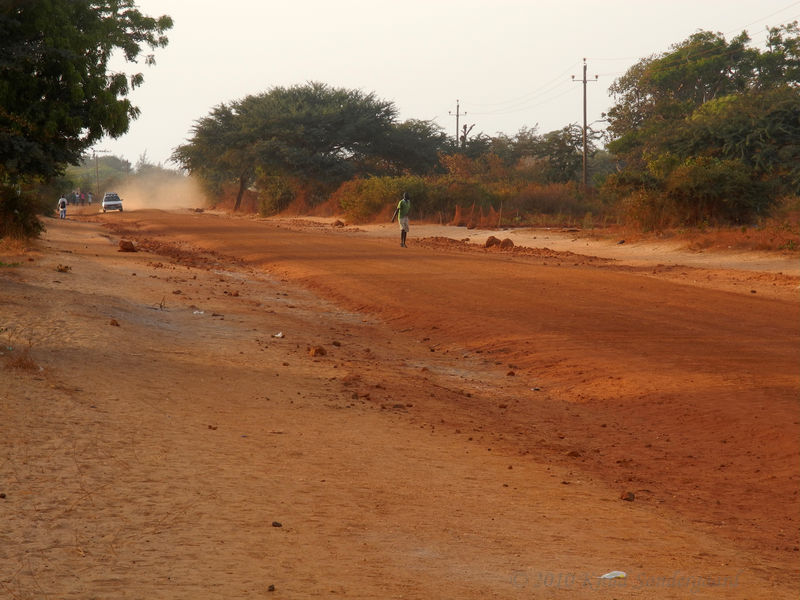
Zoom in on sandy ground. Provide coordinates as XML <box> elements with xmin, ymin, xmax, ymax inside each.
<box><xmin>1</xmin><ymin>209</ymin><xmax>798</xmax><ymax>599</ymax></box>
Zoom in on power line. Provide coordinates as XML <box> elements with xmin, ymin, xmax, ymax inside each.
<box><xmin>466</xmin><ymin>62</ymin><xmax>579</xmax><ymax>109</ymax></box>
<box><xmin>441</xmin><ymin>6</ymin><xmax>798</xmax><ymax>139</ymax></box>
<box><xmin>729</xmin><ymin>0</ymin><xmax>800</xmax><ymax>34</ymax></box>
<box><xmin>467</xmin><ymin>86</ymin><xmax>575</xmax><ymax>117</ymax></box>
<box><xmin>586</xmin><ymin>3</ymin><xmax>800</xmax><ymax>68</ymax></box>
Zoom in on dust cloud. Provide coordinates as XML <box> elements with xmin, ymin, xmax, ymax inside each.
<box><xmin>115</xmin><ymin>174</ymin><xmax>208</xmax><ymax>211</ymax></box>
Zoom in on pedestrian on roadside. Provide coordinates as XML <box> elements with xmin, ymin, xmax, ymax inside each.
<box><xmin>390</xmin><ymin>192</ymin><xmax>411</xmax><ymax>247</ymax></box>
<box><xmin>57</xmin><ymin>195</ymin><xmax>67</xmax><ymax>219</ymax></box>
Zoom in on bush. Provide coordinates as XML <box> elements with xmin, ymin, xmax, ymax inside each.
<box><xmin>619</xmin><ymin>189</ymin><xmax>676</xmax><ymax>232</ymax></box>
<box><xmin>333</xmin><ymin>176</ymin><xmax>427</xmax><ymax>222</ymax></box>
<box><xmin>665</xmin><ymin>157</ymin><xmax>773</xmax><ymax>225</ymax></box>
<box><xmin>257</xmin><ymin>176</ymin><xmax>295</xmax><ymax>216</ymax></box>
<box><xmin>600</xmin><ymin>158</ymin><xmax>777</xmax><ymax>229</ymax></box>
<box><xmin>514</xmin><ymin>182</ymin><xmax>596</xmax><ymax>218</ymax></box>
<box><xmin>0</xmin><ymin>186</ymin><xmax>46</xmax><ymax>239</ymax></box>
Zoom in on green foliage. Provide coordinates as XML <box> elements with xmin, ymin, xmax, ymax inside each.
<box><xmin>171</xmin><ymin>103</ymin><xmax>252</xmax><ymax>209</ymax></box>
<box><xmin>0</xmin><ymin>185</ymin><xmax>46</xmax><ymax>239</ymax></box>
<box><xmin>488</xmin><ymin>125</ymin><xmax>600</xmax><ymax>185</ymax></box>
<box><xmin>682</xmin><ymin>87</ymin><xmax>800</xmax><ymax>194</ymax></box>
<box><xmin>257</xmin><ymin>174</ymin><xmax>296</xmax><ymax>216</ymax></box>
<box><xmin>664</xmin><ymin>157</ymin><xmax>771</xmax><ymax>224</ymax></box>
<box><xmin>331</xmin><ymin>171</ymin><xmax>601</xmax><ymax>226</ymax></box>
<box><xmin>382</xmin><ymin>119</ymin><xmax>449</xmax><ymax>174</ymax></box>
<box><xmin>65</xmin><ymin>155</ymin><xmax>133</xmax><ymax>197</ymax></box>
<box><xmin>0</xmin><ymin>1</ymin><xmax>172</xmax><ymax>183</ymax></box>
<box><xmin>173</xmin><ymin>83</ymin><xmax>448</xmax><ymax>210</ymax></box>
<box><xmin>605</xmin><ymin>23</ymin><xmax>800</xmax><ymax>227</ymax></box>
<box><xmin>533</xmin><ymin>125</ymin><xmax>585</xmax><ymax>183</ymax></box>
<box><xmin>604</xmin><ymin>157</ymin><xmax>772</xmax><ymax>229</ymax></box>
<box><xmin>333</xmin><ymin>176</ymin><xmax>426</xmax><ymax>223</ymax></box>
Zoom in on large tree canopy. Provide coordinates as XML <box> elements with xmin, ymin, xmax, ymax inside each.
<box><xmin>0</xmin><ymin>0</ymin><xmax>172</xmax><ymax>182</ymax></box>
<box><xmin>172</xmin><ymin>82</ymin><xmax>448</xmax><ymax>211</ymax></box>
<box><xmin>604</xmin><ymin>23</ymin><xmax>800</xmax><ymax>225</ymax></box>
<box><xmin>607</xmin><ymin>24</ymin><xmax>799</xmax><ymax>150</ymax></box>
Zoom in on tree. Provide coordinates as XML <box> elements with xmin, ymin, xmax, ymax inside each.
<box><xmin>606</xmin><ymin>30</ymin><xmax>756</xmax><ymax>165</ymax></box>
<box><xmin>486</xmin><ymin>125</ymin><xmax>593</xmax><ymax>184</ymax></box>
<box><xmin>607</xmin><ymin>24</ymin><xmax>800</xmax><ymax>162</ymax></box>
<box><xmin>533</xmin><ymin>125</ymin><xmax>586</xmax><ymax>184</ymax></box>
<box><xmin>755</xmin><ymin>22</ymin><xmax>800</xmax><ymax>89</ymax></box>
<box><xmin>171</xmin><ymin>103</ymin><xmax>254</xmax><ymax>210</ymax></box>
<box><xmin>66</xmin><ymin>153</ymin><xmax>131</xmax><ymax>198</ymax></box>
<box><xmin>173</xmin><ymin>82</ymin><xmax>447</xmax><ymax>211</ymax></box>
<box><xmin>381</xmin><ymin>118</ymin><xmax>449</xmax><ymax>175</ymax></box>
<box><xmin>0</xmin><ymin>0</ymin><xmax>172</xmax><ymax>183</ymax></box>
<box><xmin>240</xmin><ymin>83</ymin><xmax>397</xmax><ymax>184</ymax></box>
<box><xmin>680</xmin><ymin>86</ymin><xmax>800</xmax><ymax>194</ymax></box>
<box><xmin>604</xmin><ymin>24</ymin><xmax>800</xmax><ymax>225</ymax></box>
<box><xmin>488</xmin><ymin>126</ymin><xmax>540</xmax><ymax>166</ymax></box>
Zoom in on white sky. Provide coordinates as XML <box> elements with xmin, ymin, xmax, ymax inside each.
<box><xmin>100</xmin><ymin>0</ymin><xmax>800</xmax><ymax>167</ymax></box>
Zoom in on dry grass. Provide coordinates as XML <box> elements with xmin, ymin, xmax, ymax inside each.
<box><xmin>1</xmin><ymin>327</ymin><xmax>40</xmax><ymax>372</ymax></box>
<box><xmin>0</xmin><ymin>236</ymin><xmax>29</xmax><ymax>255</ymax></box>
<box><xmin>583</xmin><ymin>212</ymin><xmax>800</xmax><ymax>255</ymax></box>
<box><xmin>4</xmin><ymin>347</ymin><xmax>40</xmax><ymax>371</ymax></box>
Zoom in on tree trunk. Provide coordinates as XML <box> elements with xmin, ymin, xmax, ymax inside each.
<box><xmin>233</xmin><ymin>174</ymin><xmax>246</xmax><ymax>212</ymax></box>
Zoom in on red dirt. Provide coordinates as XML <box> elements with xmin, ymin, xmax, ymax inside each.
<box><xmin>2</xmin><ymin>209</ymin><xmax>798</xmax><ymax>599</ymax></box>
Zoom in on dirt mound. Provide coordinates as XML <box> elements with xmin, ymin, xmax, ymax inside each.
<box><xmin>417</xmin><ymin>235</ymin><xmax>611</xmax><ymax>265</ymax></box>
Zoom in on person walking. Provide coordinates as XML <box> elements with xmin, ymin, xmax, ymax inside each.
<box><xmin>390</xmin><ymin>192</ymin><xmax>411</xmax><ymax>247</ymax></box>
<box><xmin>57</xmin><ymin>195</ymin><xmax>67</xmax><ymax>219</ymax></box>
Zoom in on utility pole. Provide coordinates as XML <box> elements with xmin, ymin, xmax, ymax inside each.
<box><xmin>93</xmin><ymin>149</ymin><xmax>108</xmax><ymax>200</ymax></box>
<box><xmin>448</xmin><ymin>100</ymin><xmax>466</xmax><ymax>147</ymax></box>
<box><xmin>572</xmin><ymin>58</ymin><xmax>598</xmax><ymax>188</ymax></box>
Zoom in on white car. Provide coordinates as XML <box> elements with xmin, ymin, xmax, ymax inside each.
<box><xmin>101</xmin><ymin>192</ymin><xmax>123</xmax><ymax>212</ymax></box>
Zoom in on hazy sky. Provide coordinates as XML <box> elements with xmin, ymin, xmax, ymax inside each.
<box><xmin>100</xmin><ymin>0</ymin><xmax>800</xmax><ymax>167</ymax></box>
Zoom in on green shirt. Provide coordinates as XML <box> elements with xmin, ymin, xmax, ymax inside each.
<box><xmin>396</xmin><ymin>198</ymin><xmax>410</xmax><ymax>219</ymax></box>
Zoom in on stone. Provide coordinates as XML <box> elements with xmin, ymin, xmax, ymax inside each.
<box><xmin>499</xmin><ymin>238</ymin><xmax>515</xmax><ymax>250</ymax></box>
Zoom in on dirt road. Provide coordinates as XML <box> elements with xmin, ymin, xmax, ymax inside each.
<box><xmin>2</xmin><ymin>209</ymin><xmax>798</xmax><ymax>599</ymax></box>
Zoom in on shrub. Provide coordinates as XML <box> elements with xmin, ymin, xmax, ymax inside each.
<box><xmin>514</xmin><ymin>182</ymin><xmax>596</xmax><ymax>218</ymax></box>
<box><xmin>333</xmin><ymin>176</ymin><xmax>427</xmax><ymax>222</ymax></box>
<box><xmin>257</xmin><ymin>176</ymin><xmax>295</xmax><ymax>216</ymax></box>
<box><xmin>620</xmin><ymin>189</ymin><xmax>676</xmax><ymax>232</ymax></box>
<box><xmin>0</xmin><ymin>185</ymin><xmax>46</xmax><ymax>239</ymax></box>
<box><xmin>664</xmin><ymin>157</ymin><xmax>773</xmax><ymax>225</ymax></box>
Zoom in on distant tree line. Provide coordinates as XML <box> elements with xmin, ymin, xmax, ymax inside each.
<box><xmin>173</xmin><ymin>23</ymin><xmax>799</xmax><ymax>229</ymax></box>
